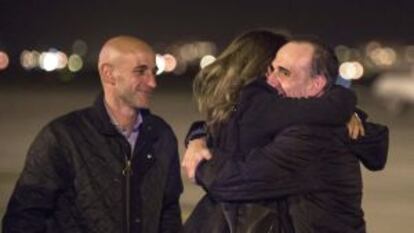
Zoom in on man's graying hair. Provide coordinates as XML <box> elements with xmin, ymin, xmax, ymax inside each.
<box><xmin>291</xmin><ymin>36</ymin><xmax>339</xmax><ymax>90</ymax></box>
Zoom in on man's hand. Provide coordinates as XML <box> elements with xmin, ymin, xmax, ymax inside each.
<box><xmin>347</xmin><ymin>112</ymin><xmax>365</xmax><ymax>140</ymax></box>
<box><xmin>181</xmin><ymin>138</ymin><xmax>212</xmax><ymax>182</ymax></box>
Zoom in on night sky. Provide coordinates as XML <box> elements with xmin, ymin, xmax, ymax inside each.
<box><xmin>1</xmin><ymin>0</ymin><xmax>414</xmax><ymax>59</ymax></box>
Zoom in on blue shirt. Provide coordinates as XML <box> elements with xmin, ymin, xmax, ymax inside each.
<box><xmin>104</xmin><ymin>102</ymin><xmax>143</xmax><ymax>153</ymax></box>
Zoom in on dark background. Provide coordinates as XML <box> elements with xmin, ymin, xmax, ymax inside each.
<box><xmin>1</xmin><ymin>1</ymin><xmax>413</xmax><ymax>232</ymax></box>
<box><xmin>1</xmin><ymin>0</ymin><xmax>414</xmax><ymax>59</ymax></box>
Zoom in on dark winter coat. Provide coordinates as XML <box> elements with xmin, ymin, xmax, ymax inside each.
<box><xmin>3</xmin><ymin>94</ymin><xmax>183</xmax><ymax>233</ymax></box>
<box><xmin>183</xmin><ymin>79</ymin><xmax>388</xmax><ymax>233</ymax></box>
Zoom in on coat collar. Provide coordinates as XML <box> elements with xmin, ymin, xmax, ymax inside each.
<box><xmin>91</xmin><ymin>92</ymin><xmax>151</xmax><ymax>136</ymax></box>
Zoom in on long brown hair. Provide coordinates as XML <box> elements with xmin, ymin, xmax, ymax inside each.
<box><xmin>193</xmin><ymin>29</ymin><xmax>287</xmax><ymax>132</ymax></box>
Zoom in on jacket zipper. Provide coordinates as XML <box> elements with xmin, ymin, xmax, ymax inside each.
<box><xmin>123</xmin><ymin>153</ymin><xmax>133</xmax><ymax>233</ymax></box>
<box><xmin>122</xmin><ymin>124</ymin><xmax>149</xmax><ymax>233</ymax></box>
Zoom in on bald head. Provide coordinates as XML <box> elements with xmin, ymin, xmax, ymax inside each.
<box><xmin>98</xmin><ymin>35</ymin><xmax>154</xmax><ymax>69</ymax></box>
<box><xmin>98</xmin><ymin>35</ymin><xmax>157</xmax><ymax>110</ymax></box>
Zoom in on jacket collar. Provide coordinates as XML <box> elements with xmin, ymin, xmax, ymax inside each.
<box><xmin>255</xmin><ymin>76</ymin><xmax>282</xmax><ymax>95</ymax></box>
<box><xmin>91</xmin><ymin>92</ymin><xmax>151</xmax><ymax>136</ymax></box>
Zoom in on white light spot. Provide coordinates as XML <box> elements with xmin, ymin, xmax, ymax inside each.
<box><xmin>339</xmin><ymin>61</ymin><xmax>364</xmax><ymax>80</ymax></box>
<box><xmin>39</xmin><ymin>51</ymin><xmax>60</xmax><ymax>72</ymax></box>
<box><xmin>156</xmin><ymin>54</ymin><xmax>165</xmax><ymax>75</ymax></box>
<box><xmin>200</xmin><ymin>55</ymin><xmax>216</xmax><ymax>69</ymax></box>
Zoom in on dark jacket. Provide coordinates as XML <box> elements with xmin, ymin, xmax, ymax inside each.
<box><xmin>197</xmin><ymin>124</ymin><xmax>388</xmax><ymax>233</ymax></box>
<box><xmin>184</xmin><ymin>79</ymin><xmax>388</xmax><ymax>233</ymax></box>
<box><xmin>3</xmin><ymin>94</ymin><xmax>183</xmax><ymax>233</ymax></box>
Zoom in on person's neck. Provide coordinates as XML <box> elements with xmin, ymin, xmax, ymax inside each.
<box><xmin>104</xmin><ymin>96</ymin><xmax>137</xmax><ymax>133</ymax></box>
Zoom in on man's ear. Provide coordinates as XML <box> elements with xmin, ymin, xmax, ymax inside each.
<box><xmin>99</xmin><ymin>63</ymin><xmax>116</xmax><ymax>86</ymax></box>
<box><xmin>311</xmin><ymin>75</ymin><xmax>327</xmax><ymax>96</ymax></box>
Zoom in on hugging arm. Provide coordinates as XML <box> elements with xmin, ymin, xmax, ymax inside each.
<box><xmin>195</xmin><ymin>126</ymin><xmax>325</xmax><ymax>202</ymax></box>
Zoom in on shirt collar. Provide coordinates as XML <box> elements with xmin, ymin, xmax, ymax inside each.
<box><xmin>103</xmin><ymin>101</ymin><xmax>143</xmax><ymax>137</ymax></box>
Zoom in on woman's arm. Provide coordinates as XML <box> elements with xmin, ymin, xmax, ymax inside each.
<box><xmin>237</xmin><ymin>81</ymin><xmax>357</xmax><ymax>135</ymax></box>
<box><xmin>195</xmin><ymin>125</ymin><xmax>327</xmax><ymax>202</ymax></box>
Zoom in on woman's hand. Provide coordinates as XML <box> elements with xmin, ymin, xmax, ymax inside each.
<box><xmin>181</xmin><ymin>138</ymin><xmax>212</xmax><ymax>182</ymax></box>
<box><xmin>347</xmin><ymin>113</ymin><xmax>365</xmax><ymax>139</ymax></box>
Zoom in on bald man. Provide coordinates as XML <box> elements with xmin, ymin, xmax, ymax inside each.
<box><xmin>3</xmin><ymin>36</ymin><xmax>183</xmax><ymax>233</ymax></box>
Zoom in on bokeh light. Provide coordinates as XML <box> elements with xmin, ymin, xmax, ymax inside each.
<box><xmin>179</xmin><ymin>43</ymin><xmax>198</xmax><ymax>62</ymax></box>
<box><xmin>369</xmin><ymin>47</ymin><xmax>397</xmax><ymax>66</ymax></box>
<box><xmin>68</xmin><ymin>54</ymin><xmax>83</xmax><ymax>72</ymax></box>
<box><xmin>200</xmin><ymin>55</ymin><xmax>216</xmax><ymax>69</ymax></box>
<box><xmin>20</xmin><ymin>50</ymin><xmax>40</xmax><ymax>70</ymax></box>
<box><xmin>178</xmin><ymin>41</ymin><xmax>217</xmax><ymax>63</ymax></box>
<box><xmin>0</xmin><ymin>51</ymin><xmax>10</xmax><ymax>70</ymax></box>
<box><xmin>39</xmin><ymin>51</ymin><xmax>60</xmax><ymax>72</ymax></box>
<box><xmin>56</xmin><ymin>51</ymin><xmax>68</xmax><ymax>69</ymax></box>
<box><xmin>163</xmin><ymin>54</ymin><xmax>177</xmax><ymax>72</ymax></box>
<box><xmin>339</xmin><ymin>61</ymin><xmax>364</xmax><ymax>80</ymax></box>
<box><xmin>365</xmin><ymin>41</ymin><xmax>381</xmax><ymax>55</ymax></box>
<box><xmin>156</xmin><ymin>54</ymin><xmax>166</xmax><ymax>75</ymax></box>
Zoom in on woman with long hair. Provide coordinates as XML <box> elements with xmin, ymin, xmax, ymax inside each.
<box><xmin>193</xmin><ymin>30</ymin><xmax>287</xmax><ymax>132</ymax></box>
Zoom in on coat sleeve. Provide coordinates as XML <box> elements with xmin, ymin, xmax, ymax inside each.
<box><xmin>184</xmin><ymin>121</ymin><xmax>207</xmax><ymax>148</ymax></box>
<box><xmin>195</xmin><ymin>126</ymin><xmax>325</xmax><ymax>202</ymax></box>
<box><xmin>238</xmin><ymin>84</ymin><xmax>357</xmax><ymax>134</ymax></box>
<box><xmin>2</xmin><ymin>125</ymin><xmax>72</xmax><ymax>233</ymax></box>
<box><xmin>345</xmin><ymin>122</ymin><xmax>389</xmax><ymax>171</ymax></box>
<box><xmin>159</xmin><ymin>134</ymin><xmax>183</xmax><ymax>233</ymax></box>
<box><xmin>184</xmin><ymin>85</ymin><xmax>356</xmax><ymax>148</ymax></box>
<box><xmin>332</xmin><ymin>104</ymin><xmax>389</xmax><ymax>172</ymax></box>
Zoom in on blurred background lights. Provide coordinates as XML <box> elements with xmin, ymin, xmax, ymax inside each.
<box><xmin>39</xmin><ymin>51</ymin><xmax>60</xmax><ymax>72</ymax></box>
<box><xmin>0</xmin><ymin>51</ymin><xmax>10</xmax><ymax>70</ymax></box>
<box><xmin>180</xmin><ymin>43</ymin><xmax>198</xmax><ymax>62</ymax></box>
<box><xmin>163</xmin><ymin>54</ymin><xmax>177</xmax><ymax>72</ymax></box>
<box><xmin>56</xmin><ymin>51</ymin><xmax>68</xmax><ymax>69</ymax></box>
<box><xmin>68</xmin><ymin>54</ymin><xmax>83</xmax><ymax>72</ymax></box>
<box><xmin>404</xmin><ymin>45</ymin><xmax>414</xmax><ymax>63</ymax></box>
<box><xmin>165</xmin><ymin>41</ymin><xmax>217</xmax><ymax>75</ymax></box>
<box><xmin>20</xmin><ymin>50</ymin><xmax>40</xmax><ymax>70</ymax></box>
<box><xmin>72</xmin><ymin>39</ymin><xmax>88</xmax><ymax>56</ymax></box>
<box><xmin>200</xmin><ymin>55</ymin><xmax>216</xmax><ymax>69</ymax></box>
<box><xmin>156</xmin><ymin>54</ymin><xmax>166</xmax><ymax>75</ymax></box>
<box><xmin>365</xmin><ymin>41</ymin><xmax>381</xmax><ymax>55</ymax></box>
<box><xmin>339</xmin><ymin>61</ymin><xmax>364</xmax><ymax>80</ymax></box>
<box><xmin>178</xmin><ymin>41</ymin><xmax>217</xmax><ymax>63</ymax></box>
<box><xmin>335</xmin><ymin>45</ymin><xmax>351</xmax><ymax>62</ymax></box>
<box><xmin>369</xmin><ymin>47</ymin><xmax>397</xmax><ymax>66</ymax></box>
<box><xmin>197</xmin><ymin>42</ymin><xmax>217</xmax><ymax>56</ymax></box>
